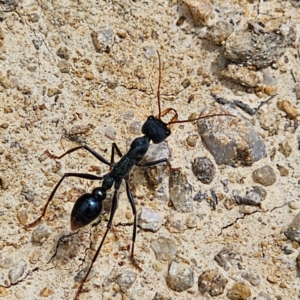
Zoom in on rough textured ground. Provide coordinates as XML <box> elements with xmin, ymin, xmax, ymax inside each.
<box><xmin>0</xmin><ymin>1</ymin><xmax>299</xmax><ymax>300</ymax></box>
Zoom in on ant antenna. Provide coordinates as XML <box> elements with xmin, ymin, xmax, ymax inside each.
<box><xmin>167</xmin><ymin>112</ymin><xmax>236</xmax><ymax>125</ymax></box>
<box><xmin>155</xmin><ymin>51</ymin><xmax>235</xmax><ymax>126</ymax></box>
<box><xmin>156</xmin><ymin>51</ymin><xmax>162</xmax><ymax>119</ymax></box>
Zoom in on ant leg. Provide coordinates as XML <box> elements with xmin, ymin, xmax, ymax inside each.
<box><xmin>136</xmin><ymin>158</ymin><xmax>169</xmax><ymax>167</ymax></box>
<box><xmin>26</xmin><ymin>173</ymin><xmax>103</xmax><ymax>228</ymax></box>
<box><xmin>110</xmin><ymin>143</ymin><xmax>123</xmax><ymax>164</ymax></box>
<box><xmin>74</xmin><ymin>188</ymin><xmax>119</xmax><ymax>300</ymax></box>
<box><xmin>124</xmin><ymin>178</ymin><xmax>137</xmax><ymax>259</ymax></box>
<box><xmin>46</xmin><ymin>145</ymin><xmax>111</xmax><ymax>167</ymax></box>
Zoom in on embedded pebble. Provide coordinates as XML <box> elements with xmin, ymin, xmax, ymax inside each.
<box><xmin>227</xmin><ymin>282</ymin><xmax>251</xmax><ymax>300</ymax></box>
<box><xmin>28</xmin><ymin>13</ymin><xmax>39</xmax><ymax>23</ymax></box>
<box><xmin>182</xmin><ymin>0</ymin><xmax>214</xmax><ymax>27</ymax></box>
<box><xmin>31</xmin><ymin>223</ymin><xmax>51</xmax><ymax>243</ymax></box>
<box><xmin>0</xmin><ymin>72</ymin><xmax>9</xmax><ymax>89</ymax></box>
<box><xmin>239</xmin><ymin>205</ymin><xmax>258</xmax><ymax>214</ymax></box>
<box><xmin>137</xmin><ymin>207</ymin><xmax>162</xmax><ymax>232</ymax></box>
<box><xmin>14</xmin><ymin>288</ymin><xmax>26</xmax><ymax>298</ymax></box>
<box><xmin>193</xmin><ymin>191</ymin><xmax>208</xmax><ymax>202</ymax></box>
<box><xmin>277</xmin><ymin>100</ymin><xmax>299</xmax><ymax>119</ymax></box>
<box><xmin>169</xmin><ymin>169</ymin><xmax>193</xmax><ymax>212</ymax></box>
<box><xmin>0</xmin><ymin>287</ymin><xmax>8</xmax><ymax>297</ymax></box>
<box><xmin>21</xmin><ymin>186</ymin><xmax>37</xmax><ymax>202</ymax></box>
<box><xmin>105</xmin><ymin>126</ymin><xmax>116</xmax><ymax>140</ymax></box>
<box><xmin>236</xmin><ymin>186</ymin><xmax>266</xmax><ymax>206</ymax></box>
<box><xmin>165</xmin><ymin>215</ymin><xmax>184</xmax><ymax>233</ymax></box>
<box><xmin>85</xmin><ymin>72</ymin><xmax>94</xmax><ymax>80</ymax></box>
<box><xmin>116</xmin><ymin>271</ymin><xmax>137</xmax><ymax>292</ymax></box>
<box><xmin>17</xmin><ymin>209</ymin><xmax>28</xmax><ymax>225</ymax></box>
<box><xmin>142</xmin><ymin>141</ymin><xmax>171</xmax><ymax>186</ymax></box>
<box><xmin>242</xmin><ymin>271</ymin><xmax>261</xmax><ymax>286</ymax></box>
<box><xmin>57</xmin><ymin>60</ymin><xmax>70</xmax><ymax>73</ymax></box>
<box><xmin>152</xmin><ymin>292</ymin><xmax>170</xmax><ymax>300</ymax></box>
<box><xmin>278</xmin><ymin>140</ymin><xmax>292</xmax><ymax>157</ymax></box>
<box><xmin>214</xmin><ymin>247</ymin><xmax>236</xmax><ymax>271</ymax></box>
<box><xmin>191</xmin><ymin>157</ymin><xmax>216</xmax><ymax>184</ymax></box>
<box><xmin>205</xmin><ymin>21</ymin><xmax>233</xmax><ymax>45</ymax></box>
<box><xmin>74</xmin><ymin>266</ymin><xmax>95</xmax><ymax>283</ymax></box>
<box><xmin>152</xmin><ymin>261</ymin><xmax>163</xmax><ymax>272</ymax></box>
<box><xmin>91</xmin><ymin>28</ymin><xmax>114</xmax><ymax>53</ymax></box>
<box><xmin>222</xmin><ymin>19</ymin><xmax>296</xmax><ymax>68</ymax></box>
<box><xmin>9</xmin><ymin>260</ymin><xmax>26</xmax><ymax>284</ymax></box>
<box><xmin>219</xmin><ymin>65</ymin><xmax>263</xmax><ymax>88</ymax></box>
<box><xmin>2</xmin><ymin>0</ymin><xmax>19</xmax><ymax>11</ymax></box>
<box><xmin>128</xmin><ymin>121</ymin><xmax>141</xmax><ymax>135</ymax></box>
<box><xmin>262</xmin><ymin>68</ymin><xmax>278</xmax><ymax>86</ymax></box>
<box><xmin>223</xmin><ymin>197</ymin><xmax>236</xmax><ymax>210</ymax></box>
<box><xmin>257</xmin><ymin>110</ymin><xmax>279</xmax><ymax>136</ymax></box>
<box><xmin>185</xmin><ymin>214</ymin><xmax>198</xmax><ymax>228</ymax></box>
<box><xmin>252</xmin><ymin>165</ymin><xmax>276</xmax><ymax>186</ymax></box>
<box><xmin>198</xmin><ymin>105</ymin><xmax>266</xmax><ymax>166</ymax></box>
<box><xmin>277</xmin><ymin>164</ymin><xmax>289</xmax><ymax>176</ymax></box>
<box><xmin>56</xmin><ymin>46</ymin><xmax>70</xmax><ymax>60</ymax></box>
<box><xmin>39</xmin><ymin>287</ymin><xmax>53</xmax><ymax>297</ymax></box>
<box><xmin>297</xmin><ymin>253</ymin><xmax>300</xmax><ymax>268</ymax></box>
<box><xmin>186</xmin><ymin>134</ymin><xmax>198</xmax><ymax>147</ymax></box>
<box><xmin>47</xmin><ymin>87</ymin><xmax>61</xmax><ymax>97</ymax></box>
<box><xmin>198</xmin><ymin>268</ymin><xmax>228</xmax><ymax>296</ymax></box>
<box><xmin>123</xmin><ymin>110</ymin><xmax>134</xmax><ymax>120</ymax></box>
<box><xmin>284</xmin><ymin>212</ymin><xmax>300</xmax><ymax>243</ymax></box>
<box><xmin>288</xmin><ymin>201</ymin><xmax>299</xmax><ymax>210</ymax></box>
<box><xmin>167</xmin><ymin>257</ymin><xmax>194</xmax><ymax>292</ymax></box>
<box><xmin>0</xmin><ymin>26</ymin><xmax>4</xmax><ymax>40</ymax></box>
<box><xmin>295</xmin><ymin>83</ymin><xmax>300</xmax><ymax>100</ymax></box>
<box><xmin>150</xmin><ymin>237</ymin><xmax>177</xmax><ymax>261</ymax></box>
<box><xmin>0</xmin><ymin>171</ymin><xmax>8</xmax><ymax>190</ymax></box>
<box><xmin>256</xmin><ymin>292</ymin><xmax>271</xmax><ymax>300</ymax></box>
<box><xmin>32</xmin><ymin>39</ymin><xmax>43</xmax><ymax>50</ymax></box>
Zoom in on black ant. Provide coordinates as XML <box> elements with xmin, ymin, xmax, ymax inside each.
<box><xmin>25</xmin><ymin>51</ymin><xmax>233</xmax><ymax>299</ymax></box>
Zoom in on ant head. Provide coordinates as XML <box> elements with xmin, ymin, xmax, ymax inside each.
<box><xmin>142</xmin><ymin>116</ymin><xmax>171</xmax><ymax>144</ymax></box>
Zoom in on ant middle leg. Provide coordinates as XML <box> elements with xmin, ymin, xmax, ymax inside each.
<box><xmin>124</xmin><ymin>178</ymin><xmax>137</xmax><ymax>259</ymax></box>
<box><xmin>136</xmin><ymin>157</ymin><xmax>170</xmax><ymax>167</ymax></box>
<box><xmin>25</xmin><ymin>173</ymin><xmax>103</xmax><ymax>228</ymax></box>
<box><xmin>46</xmin><ymin>145</ymin><xmax>111</xmax><ymax>167</ymax></box>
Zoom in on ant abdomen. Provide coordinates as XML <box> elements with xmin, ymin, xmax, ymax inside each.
<box><xmin>70</xmin><ymin>187</ymin><xmax>106</xmax><ymax>230</ymax></box>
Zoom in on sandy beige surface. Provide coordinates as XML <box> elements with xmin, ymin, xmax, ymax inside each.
<box><xmin>0</xmin><ymin>1</ymin><xmax>299</xmax><ymax>299</ymax></box>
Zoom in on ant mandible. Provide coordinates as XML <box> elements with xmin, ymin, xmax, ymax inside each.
<box><xmin>25</xmin><ymin>51</ymin><xmax>232</xmax><ymax>299</ymax></box>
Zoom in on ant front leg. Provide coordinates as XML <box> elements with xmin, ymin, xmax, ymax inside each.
<box><xmin>74</xmin><ymin>186</ymin><xmax>119</xmax><ymax>300</ymax></box>
<box><xmin>25</xmin><ymin>173</ymin><xmax>103</xmax><ymax>228</ymax></box>
<box><xmin>110</xmin><ymin>142</ymin><xmax>123</xmax><ymax>165</ymax></box>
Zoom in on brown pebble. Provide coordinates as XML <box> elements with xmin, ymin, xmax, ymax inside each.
<box><xmin>267</xmin><ymin>274</ymin><xmax>278</xmax><ymax>283</ymax></box>
<box><xmin>278</xmin><ymin>140</ymin><xmax>292</xmax><ymax>157</ymax></box>
<box><xmin>264</xmin><ymin>85</ymin><xmax>277</xmax><ymax>95</ymax></box>
<box><xmin>252</xmin><ymin>165</ymin><xmax>276</xmax><ymax>186</ymax></box>
<box><xmin>0</xmin><ymin>286</ymin><xmax>8</xmax><ymax>297</ymax></box>
<box><xmin>0</xmin><ymin>122</ymin><xmax>9</xmax><ymax>128</ymax></box>
<box><xmin>277</xmin><ymin>165</ymin><xmax>289</xmax><ymax>176</ymax></box>
<box><xmin>17</xmin><ymin>209</ymin><xmax>28</xmax><ymax>225</ymax></box>
<box><xmin>47</xmin><ymin>88</ymin><xmax>61</xmax><ymax>97</ymax></box>
<box><xmin>186</xmin><ymin>134</ymin><xmax>198</xmax><ymax>147</ymax></box>
<box><xmin>227</xmin><ymin>282</ymin><xmax>251</xmax><ymax>300</ymax></box>
<box><xmin>277</xmin><ymin>99</ymin><xmax>299</xmax><ymax>119</ymax></box>
<box><xmin>85</xmin><ymin>71</ymin><xmax>94</xmax><ymax>80</ymax></box>
<box><xmin>40</xmin><ymin>287</ymin><xmax>53</xmax><ymax>297</ymax></box>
